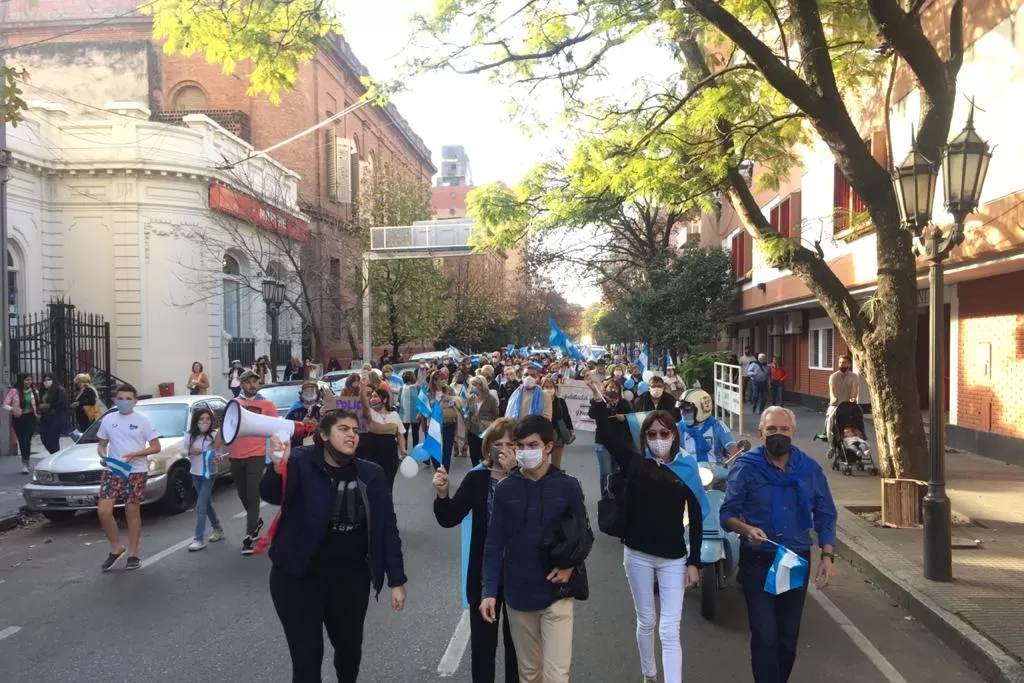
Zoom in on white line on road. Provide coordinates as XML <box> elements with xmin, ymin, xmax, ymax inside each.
<box><xmin>140</xmin><ymin>538</ymin><xmax>193</xmax><ymax>569</ymax></box>
<box><xmin>810</xmin><ymin>588</ymin><xmax>908</xmax><ymax>683</ymax></box>
<box><xmin>0</xmin><ymin>626</ymin><xmax>22</xmax><ymax>642</ymax></box>
<box><xmin>437</xmin><ymin>609</ymin><xmax>471</xmax><ymax>677</ymax></box>
<box><xmin>232</xmin><ymin>501</ymin><xmax>268</xmax><ymax>519</ymax></box>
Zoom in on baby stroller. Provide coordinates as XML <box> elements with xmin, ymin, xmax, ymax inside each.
<box><xmin>827</xmin><ymin>402</ymin><xmax>879</xmax><ymax>476</ymax></box>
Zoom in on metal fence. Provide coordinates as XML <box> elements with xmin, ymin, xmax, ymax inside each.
<box><xmin>228</xmin><ymin>337</ymin><xmax>256</xmax><ymax>367</ymax></box>
<box><xmin>271</xmin><ymin>339</ymin><xmax>292</xmax><ymax>367</ymax></box>
<box><xmin>9</xmin><ymin>301</ymin><xmax>119</xmax><ymax>404</ymax></box>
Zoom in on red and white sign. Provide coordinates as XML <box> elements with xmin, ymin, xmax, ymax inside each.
<box><xmin>208</xmin><ymin>183</ymin><xmax>309</xmax><ymax>241</ymax></box>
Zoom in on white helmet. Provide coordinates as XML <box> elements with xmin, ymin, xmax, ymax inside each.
<box><xmin>678</xmin><ymin>388</ymin><xmax>713</xmax><ymax>423</ymax></box>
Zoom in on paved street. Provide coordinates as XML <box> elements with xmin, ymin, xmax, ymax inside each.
<box><xmin>0</xmin><ymin>432</ymin><xmax>988</xmax><ymax>683</ymax></box>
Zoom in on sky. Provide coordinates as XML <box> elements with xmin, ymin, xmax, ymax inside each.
<box><xmin>336</xmin><ymin>1</ymin><xmax>675</xmax><ymax>308</ymax></box>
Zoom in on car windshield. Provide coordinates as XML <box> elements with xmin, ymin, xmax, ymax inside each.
<box><xmin>258</xmin><ymin>385</ymin><xmax>302</xmax><ymax>410</ymax></box>
<box><xmin>76</xmin><ymin>404</ymin><xmax>189</xmax><ymax>444</ymax></box>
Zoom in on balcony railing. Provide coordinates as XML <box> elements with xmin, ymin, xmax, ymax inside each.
<box><xmin>228</xmin><ymin>338</ymin><xmax>256</xmax><ymax>367</ymax></box>
<box><xmin>152</xmin><ymin>109</ymin><xmax>252</xmax><ymax>143</ymax></box>
<box><xmin>370</xmin><ymin>219</ymin><xmax>476</xmax><ymax>252</ymax></box>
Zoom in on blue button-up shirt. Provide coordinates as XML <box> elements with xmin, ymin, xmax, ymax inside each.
<box><xmin>720</xmin><ymin>446</ymin><xmax>838</xmax><ymax>553</ymax></box>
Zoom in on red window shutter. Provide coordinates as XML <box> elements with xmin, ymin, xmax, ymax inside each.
<box><xmin>731</xmin><ymin>234</ymin><xmax>740</xmax><ymax>279</ymax></box>
<box><xmin>833</xmin><ymin>165</ymin><xmax>850</xmax><ymax>232</ymax></box>
<box><xmin>779</xmin><ymin>198</ymin><xmax>791</xmax><ymax>238</ymax></box>
<box><xmin>770</xmin><ymin>205</ymin><xmax>780</xmax><ymax>232</ymax></box>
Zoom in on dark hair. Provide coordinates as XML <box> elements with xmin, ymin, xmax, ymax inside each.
<box><xmin>649</xmin><ymin>376</ymin><xmax>665</xmax><ymax>387</ymax></box>
<box><xmin>314</xmin><ymin>409</ymin><xmax>360</xmax><ymax>445</ymax></box>
<box><xmin>402</xmin><ymin>370</ymin><xmax>415</xmax><ymax>384</ymax></box>
<box><xmin>116</xmin><ymin>383</ymin><xmax>138</xmax><ymax>397</ymax></box>
<box><xmin>192</xmin><ymin>361</ymin><xmax>204</xmax><ymax>372</ymax></box>
<box><xmin>188</xmin><ymin>405</ymin><xmax>219</xmax><ymax>441</ymax></box>
<box><xmin>373</xmin><ymin>387</ymin><xmax>391</xmax><ymax>411</ymax></box>
<box><xmin>15</xmin><ymin>373</ymin><xmax>32</xmax><ymax>390</ymax></box>
<box><xmin>514</xmin><ymin>415</ymin><xmax>555</xmax><ymax>444</ymax></box>
<box><xmin>639</xmin><ymin>410</ymin><xmax>679</xmax><ymax>456</ymax></box>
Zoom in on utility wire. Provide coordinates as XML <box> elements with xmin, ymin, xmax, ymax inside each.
<box><xmin>0</xmin><ymin>0</ymin><xmax>160</xmax><ymax>54</ymax></box>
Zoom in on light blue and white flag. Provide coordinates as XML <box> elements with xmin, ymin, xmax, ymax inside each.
<box><xmin>665</xmin><ymin>350</ymin><xmax>674</xmax><ymax>369</ymax></box>
<box><xmin>201</xmin><ymin>450</ymin><xmax>218</xmax><ymax>479</ymax></box>
<box><xmin>411</xmin><ymin>400</ymin><xmax>444</xmax><ymax>466</ymax></box>
<box><xmin>763</xmin><ymin>542</ymin><xmax>809</xmax><ymax>595</ymax></box>
<box><xmin>625</xmin><ymin>411</ymin><xmax>652</xmax><ymax>451</ymax></box>
<box><xmin>548</xmin><ymin>319</ymin><xmax>583</xmax><ymax>361</ymax></box>
<box><xmin>102</xmin><ymin>456</ymin><xmax>132</xmax><ymax>479</ymax></box>
<box><xmin>637</xmin><ymin>346</ymin><xmax>649</xmax><ymax>375</ymax></box>
<box><xmin>416</xmin><ymin>384</ymin><xmax>431</xmax><ymax>419</ymax></box>
<box><xmin>460</xmin><ymin>463</ymin><xmax>489</xmax><ymax>607</ymax></box>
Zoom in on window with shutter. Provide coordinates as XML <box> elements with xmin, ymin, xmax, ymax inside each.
<box><xmin>327</xmin><ymin>131</ymin><xmax>339</xmax><ymax>201</ymax></box>
<box><xmin>335</xmin><ymin>138</ymin><xmax>354</xmax><ymax>204</ymax></box>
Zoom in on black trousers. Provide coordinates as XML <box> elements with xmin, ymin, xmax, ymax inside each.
<box><xmin>468</xmin><ymin>589</ymin><xmax>518</xmax><ymax>683</ymax></box>
<box><xmin>269</xmin><ymin>563</ymin><xmax>372</xmax><ymax>683</ymax></box>
<box><xmin>12</xmin><ymin>414</ymin><xmax>37</xmax><ymax>464</ymax></box>
<box><xmin>404</xmin><ymin>421</ymin><xmax>420</xmax><ymax>447</ymax></box>
<box><xmin>468</xmin><ymin>432</ymin><xmax>484</xmax><ymax>467</ymax></box>
<box><xmin>738</xmin><ymin>547</ymin><xmax>811</xmax><ymax>683</ymax></box>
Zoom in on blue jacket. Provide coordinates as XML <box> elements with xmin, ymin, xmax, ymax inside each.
<box><xmin>720</xmin><ymin>444</ymin><xmax>837</xmax><ymax>553</ymax></box>
<box><xmin>260</xmin><ymin>445</ymin><xmax>407</xmax><ymax>595</ymax></box>
<box><xmin>482</xmin><ymin>466</ymin><xmax>588</xmax><ymax>611</ymax></box>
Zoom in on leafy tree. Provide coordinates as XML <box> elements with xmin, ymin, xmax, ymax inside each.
<box><xmin>411</xmin><ymin>0</ymin><xmax>971</xmax><ymax>478</ymax></box>
<box><xmin>591</xmin><ymin>307</ymin><xmax>634</xmax><ymax>347</ymax></box>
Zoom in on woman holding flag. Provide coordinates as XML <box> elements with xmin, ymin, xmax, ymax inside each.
<box><xmin>182</xmin><ymin>406</ymin><xmax>225</xmax><ymax>551</ymax></box>
<box><xmin>427</xmin><ymin>370</ymin><xmax>461</xmax><ymax>471</ymax></box>
<box><xmin>432</xmin><ymin>418</ymin><xmax>519</xmax><ymax>683</ymax></box>
<box><xmin>586</xmin><ymin>373</ymin><xmax>706</xmax><ymax>683</ymax></box>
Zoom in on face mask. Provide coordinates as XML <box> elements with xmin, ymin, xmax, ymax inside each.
<box><xmin>302</xmin><ymin>391</ymin><xmax>316</xmax><ymax>402</ymax></box>
<box><xmin>369</xmin><ymin>399</ymin><xmax>382</xmax><ymax>410</ymax></box>
<box><xmin>116</xmin><ymin>399</ymin><xmax>134</xmax><ymax>414</ymax></box>
<box><xmin>648</xmin><ymin>439</ymin><xmax>674</xmax><ymax>461</ymax></box>
<box><xmin>681</xmin><ymin>411</ymin><xmax>696</xmax><ymax>427</ymax></box>
<box><xmin>650</xmin><ymin>388</ymin><xmax>663</xmax><ymax>399</ymax></box>
<box><xmin>43</xmin><ymin>380</ymin><xmax>53</xmax><ymax>389</ymax></box>
<box><xmin>613</xmin><ymin>371</ymin><xmax>623</xmax><ymax>378</ymax></box>
<box><xmin>516</xmin><ymin>448</ymin><xmax>544</xmax><ymax>470</ymax></box>
<box><xmin>523</xmin><ymin>376</ymin><xmax>537</xmax><ymax>389</ymax></box>
<box><xmin>198</xmin><ymin>422</ymin><xmax>211</xmax><ymax>433</ymax></box>
<box><xmin>765</xmin><ymin>433</ymin><xmax>792</xmax><ymax>458</ymax></box>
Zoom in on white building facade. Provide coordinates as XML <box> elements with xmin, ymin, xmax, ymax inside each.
<box><xmin>5</xmin><ymin>100</ymin><xmax>306</xmax><ymax>398</ymax></box>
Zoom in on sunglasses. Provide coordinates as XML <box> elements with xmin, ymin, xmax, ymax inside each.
<box><xmin>645</xmin><ymin>429</ymin><xmax>674</xmax><ymax>439</ymax></box>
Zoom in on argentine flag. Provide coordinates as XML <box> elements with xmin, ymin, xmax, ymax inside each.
<box><xmin>201</xmin><ymin>450</ymin><xmax>218</xmax><ymax>479</ymax></box>
<box><xmin>416</xmin><ymin>384</ymin><xmax>431</xmax><ymax>419</ymax></box>
<box><xmin>411</xmin><ymin>400</ymin><xmax>444</xmax><ymax>467</ymax></box>
<box><xmin>625</xmin><ymin>411</ymin><xmax>652</xmax><ymax>451</ymax></box>
<box><xmin>636</xmin><ymin>346</ymin><xmax>649</xmax><ymax>375</ymax></box>
<box><xmin>666</xmin><ymin>350</ymin><xmax>674</xmax><ymax>369</ymax></box>
<box><xmin>102</xmin><ymin>456</ymin><xmax>132</xmax><ymax>479</ymax></box>
<box><xmin>764</xmin><ymin>544</ymin><xmax>809</xmax><ymax>595</ymax></box>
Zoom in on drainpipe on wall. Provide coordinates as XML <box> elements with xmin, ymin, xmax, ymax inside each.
<box><xmin>0</xmin><ymin>54</ymin><xmax>12</xmax><ymax>457</ymax></box>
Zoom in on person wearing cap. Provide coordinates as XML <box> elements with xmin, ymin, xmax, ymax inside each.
<box><xmin>285</xmin><ymin>381</ymin><xmax>323</xmax><ymax>447</ymax></box>
<box><xmin>229</xmin><ymin>370</ymin><xmax>279</xmax><ymax>555</ymax></box>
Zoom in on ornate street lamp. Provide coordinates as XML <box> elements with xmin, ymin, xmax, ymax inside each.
<box><xmin>262</xmin><ymin>278</ymin><xmax>286</xmax><ymax>368</ymax></box>
<box><xmin>892</xmin><ymin>103</ymin><xmax>991</xmax><ymax>582</ymax></box>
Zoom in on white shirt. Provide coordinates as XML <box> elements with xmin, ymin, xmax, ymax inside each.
<box><xmin>182</xmin><ymin>431</ymin><xmax>218</xmax><ymax>476</ymax></box>
<box><xmin>97</xmin><ymin>411</ymin><xmax>159</xmax><ymax>474</ymax></box>
<box><xmin>368</xmin><ymin>409</ymin><xmax>403</xmax><ymax>428</ymax></box>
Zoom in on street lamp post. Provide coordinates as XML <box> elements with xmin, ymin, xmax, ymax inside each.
<box><xmin>892</xmin><ymin>104</ymin><xmax>991</xmax><ymax>582</ymax></box>
<box><xmin>262</xmin><ymin>278</ymin><xmax>286</xmax><ymax>371</ymax></box>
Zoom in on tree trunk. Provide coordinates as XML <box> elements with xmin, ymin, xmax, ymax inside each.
<box><xmin>346</xmin><ymin>323</ymin><xmax>361</xmax><ymax>362</ymax></box>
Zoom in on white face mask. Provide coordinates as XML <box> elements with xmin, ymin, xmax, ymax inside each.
<box><xmin>650</xmin><ymin>388</ymin><xmax>664</xmax><ymax>399</ymax></box>
<box><xmin>516</xmin><ymin>448</ymin><xmax>544</xmax><ymax>470</ymax></box>
<box><xmin>523</xmin><ymin>376</ymin><xmax>537</xmax><ymax>389</ymax></box>
<box><xmin>648</xmin><ymin>439</ymin><xmax>675</xmax><ymax>461</ymax></box>
<box><xmin>198</xmin><ymin>422</ymin><xmax>212</xmax><ymax>433</ymax></box>
<box><xmin>613</xmin><ymin>370</ymin><xmax>623</xmax><ymax>378</ymax></box>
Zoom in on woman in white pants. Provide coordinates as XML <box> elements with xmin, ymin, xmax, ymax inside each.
<box><xmin>588</xmin><ymin>375</ymin><xmax>704</xmax><ymax>683</ymax></box>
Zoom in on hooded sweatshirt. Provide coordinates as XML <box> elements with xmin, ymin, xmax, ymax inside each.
<box><xmin>481</xmin><ymin>466</ymin><xmax>588</xmax><ymax>611</ymax></box>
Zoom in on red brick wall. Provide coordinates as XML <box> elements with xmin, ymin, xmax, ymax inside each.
<box><xmin>956</xmin><ymin>271</ymin><xmax>1024</xmax><ymax>438</ymax></box>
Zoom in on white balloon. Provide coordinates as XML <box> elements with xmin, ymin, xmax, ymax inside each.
<box><xmin>399</xmin><ymin>456</ymin><xmax>419</xmax><ymax>479</ymax></box>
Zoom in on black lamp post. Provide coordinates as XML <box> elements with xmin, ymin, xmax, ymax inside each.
<box><xmin>262</xmin><ymin>278</ymin><xmax>287</xmax><ymax>368</ymax></box>
<box><xmin>892</xmin><ymin>104</ymin><xmax>992</xmax><ymax>582</ymax></box>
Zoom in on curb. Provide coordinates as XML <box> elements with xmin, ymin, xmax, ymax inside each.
<box><xmin>835</xmin><ymin>507</ymin><xmax>1024</xmax><ymax>683</ymax></box>
<box><xmin>0</xmin><ymin>509</ymin><xmax>22</xmax><ymax>532</ymax></box>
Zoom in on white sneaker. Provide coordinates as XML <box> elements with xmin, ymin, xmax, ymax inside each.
<box><xmin>21</xmin><ymin>464</ymin><xmax>29</xmax><ymax>474</ymax></box>
<box><xmin>209</xmin><ymin>529</ymin><xmax>224</xmax><ymax>543</ymax></box>
<box><xmin>187</xmin><ymin>540</ymin><xmax>206</xmax><ymax>552</ymax></box>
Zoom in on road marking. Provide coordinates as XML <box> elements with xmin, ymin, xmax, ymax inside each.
<box><xmin>810</xmin><ymin>588</ymin><xmax>908</xmax><ymax>683</ymax></box>
<box><xmin>0</xmin><ymin>626</ymin><xmax>22</xmax><ymax>641</ymax></box>
<box><xmin>232</xmin><ymin>501</ymin><xmax>268</xmax><ymax>519</ymax></box>
<box><xmin>437</xmin><ymin>609</ymin><xmax>471</xmax><ymax>677</ymax></box>
<box><xmin>140</xmin><ymin>538</ymin><xmax>193</xmax><ymax>569</ymax></box>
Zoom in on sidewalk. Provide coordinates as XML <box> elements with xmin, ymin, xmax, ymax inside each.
<box><xmin>0</xmin><ymin>434</ymin><xmax>75</xmax><ymax>529</ymax></box>
<box><xmin>774</xmin><ymin>404</ymin><xmax>1024</xmax><ymax>683</ymax></box>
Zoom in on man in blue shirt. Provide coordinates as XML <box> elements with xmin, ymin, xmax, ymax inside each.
<box><xmin>721</xmin><ymin>406</ymin><xmax>838</xmax><ymax>683</ymax></box>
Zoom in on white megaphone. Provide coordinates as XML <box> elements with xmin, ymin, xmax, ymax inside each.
<box><xmin>222</xmin><ymin>400</ymin><xmax>312</xmax><ymax>460</ymax></box>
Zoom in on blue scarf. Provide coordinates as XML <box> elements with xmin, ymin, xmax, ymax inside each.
<box><xmin>676</xmin><ymin>418</ymin><xmax>714</xmax><ymax>462</ymax></box>
<box><xmin>645</xmin><ymin>449</ymin><xmax>713</xmax><ymax>529</ymax></box>
<box><xmin>738</xmin><ymin>445</ymin><xmax>815</xmax><ymax>535</ymax></box>
<box><xmin>506</xmin><ymin>385</ymin><xmax>543</xmax><ymax>419</ymax></box>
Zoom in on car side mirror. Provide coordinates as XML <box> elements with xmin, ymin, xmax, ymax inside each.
<box><xmin>737</xmin><ymin>439</ymin><xmax>751</xmax><ymax>453</ymax></box>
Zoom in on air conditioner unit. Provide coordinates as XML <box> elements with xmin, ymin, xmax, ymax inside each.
<box><xmin>783</xmin><ymin>312</ymin><xmax>804</xmax><ymax>335</ymax></box>
<box><xmin>767</xmin><ymin>314</ymin><xmax>785</xmax><ymax>336</ymax></box>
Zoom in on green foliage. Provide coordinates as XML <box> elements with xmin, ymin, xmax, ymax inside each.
<box><xmin>146</xmin><ymin>0</ymin><xmax>339</xmax><ymax>103</ymax></box>
<box><xmin>371</xmin><ymin>259</ymin><xmax>451</xmax><ymax>353</ymax></box>
<box><xmin>0</xmin><ymin>67</ymin><xmax>28</xmax><ymax>126</ymax></box>
<box><xmin>678</xmin><ymin>351</ymin><xmax>731</xmax><ymax>390</ymax></box>
<box><xmin>591</xmin><ymin>307</ymin><xmax>633</xmax><ymax>346</ymax></box>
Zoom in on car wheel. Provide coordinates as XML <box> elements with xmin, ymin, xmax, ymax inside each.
<box><xmin>159</xmin><ymin>465</ymin><xmax>194</xmax><ymax>515</ymax></box>
<box><xmin>42</xmin><ymin>510</ymin><xmax>77</xmax><ymax>523</ymax></box>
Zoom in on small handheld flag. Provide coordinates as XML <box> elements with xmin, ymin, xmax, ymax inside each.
<box><xmin>411</xmin><ymin>399</ymin><xmax>444</xmax><ymax>466</ymax></box>
<box><xmin>763</xmin><ymin>542</ymin><xmax>809</xmax><ymax>595</ymax></box>
<box><xmin>201</xmin><ymin>450</ymin><xmax>218</xmax><ymax>479</ymax></box>
<box><xmin>416</xmin><ymin>385</ymin><xmax>431</xmax><ymax>419</ymax></box>
<box><xmin>102</xmin><ymin>456</ymin><xmax>132</xmax><ymax>479</ymax></box>
<box><xmin>636</xmin><ymin>346</ymin><xmax>649</xmax><ymax>375</ymax></box>
<box><xmin>666</xmin><ymin>350</ymin><xmax>674</xmax><ymax>369</ymax></box>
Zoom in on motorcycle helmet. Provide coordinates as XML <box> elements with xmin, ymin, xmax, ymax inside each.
<box><xmin>678</xmin><ymin>388</ymin><xmax>713</xmax><ymax>423</ymax></box>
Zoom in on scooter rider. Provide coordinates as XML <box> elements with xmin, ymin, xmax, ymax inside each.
<box><xmin>676</xmin><ymin>388</ymin><xmax>739</xmax><ymax>467</ymax></box>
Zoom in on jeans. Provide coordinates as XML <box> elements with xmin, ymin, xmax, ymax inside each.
<box><xmin>739</xmin><ymin>547</ymin><xmax>810</xmax><ymax>683</ymax></box>
<box><xmin>192</xmin><ymin>474</ymin><xmax>222</xmax><ymax>541</ymax></box>
<box><xmin>270</xmin><ymin>562</ymin><xmax>371</xmax><ymax>683</ymax></box>
<box><xmin>595</xmin><ymin>443</ymin><xmax>617</xmax><ymax>495</ymax></box>
<box><xmin>771</xmin><ymin>383</ymin><xmax>784</xmax><ymax>406</ymax></box>
<box><xmin>12</xmin><ymin>414</ymin><xmax>37</xmax><ymax>465</ymax></box>
<box><xmin>623</xmin><ymin>547</ymin><xmax>686</xmax><ymax>683</ymax></box>
<box><xmin>229</xmin><ymin>457</ymin><xmax>265</xmax><ymax>537</ymax></box>
<box><xmin>751</xmin><ymin>381</ymin><xmax>769</xmax><ymax>415</ymax></box>
<box><xmin>39</xmin><ymin>413</ymin><xmax>66</xmax><ymax>454</ymax></box>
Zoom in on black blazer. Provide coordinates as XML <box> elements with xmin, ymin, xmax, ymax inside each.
<box><xmin>433</xmin><ymin>467</ymin><xmax>497</xmax><ymax>606</ymax></box>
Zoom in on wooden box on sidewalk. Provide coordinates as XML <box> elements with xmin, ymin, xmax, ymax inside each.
<box><xmin>881</xmin><ymin>478</ymin><xmax>926</xmax><ymax>528</ymax></box>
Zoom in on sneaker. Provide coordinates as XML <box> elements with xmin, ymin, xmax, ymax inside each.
<box><xmin>125</xmin><ymin>556</ymin><xmax>142</xmax><ymax>571</ymax></box>
<box><xmin>20</xmin><ymin>464</ymin><xmax>29</xmax><ymax>474</ymax></box>
<box><xmin>643</xmin><ymin>676</ymin><xmax>658</xmax><ymax>683</ymax></box>
<box><xmin>241</xmin><ymin>536</ymin><xmax>255</xmax><ymax>555</ymax></box>
<box><xmin>209</xmin><ymin>528</ymin><xmax>225</xmax><ymax>543</ymax></box>
<box><xmin>101</xmin><ymin>548</ymin><xmax>127</xmax><ymax>572</ymax></box>
<box><xmin>188</xmin><ymin>540</ymin><xmax>206</xmax><ymax>552</ymax></box>
<box><xmin>251</xmin><ymin>517</ymin><xmax>265</xmax><ymax>539</ymax></box>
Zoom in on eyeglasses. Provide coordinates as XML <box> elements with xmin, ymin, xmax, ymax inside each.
<box><xmin>645</xmin><ymin>429</ymin><xmax>674</xmax><ymax>439</ymax></box>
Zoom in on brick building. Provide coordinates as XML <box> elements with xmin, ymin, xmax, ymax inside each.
<box><xmin>2</xmin><ymin>0</ymin><xmax>436</xmax><ymax>363</ymax></box>
<box><xmin>702</xmin><ymin>0</ymin><xmax>1024</xmax><ymax>464</ymax></box>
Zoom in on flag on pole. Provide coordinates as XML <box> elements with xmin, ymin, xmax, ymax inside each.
<box><xmin>102</xmin><ymin>456</ymin><xmax>132</xmax><ymax>479</ymax></box>
<box><xmin>548</xmin><ymin>319</ymin><xmax>583</xmax><ymax>361</ymax></box>
<box><xmin>507</xmin><ymin>344</ymin><xmax>515</xmax><ymax>357</ymax></box>
<box><xmin>763</xmin><ymin>542</ymin><xmax>809</xmax><ymax>595</ymax></box>
<box><xmin>416</xmin><ymin>384</ymin><xmax>431</xmax><ymax>419</ymax></box>
<box><xmin>665</xmin><ymin>350</ymin><xmax>674</xmax><ymax>369</ymax></box>
<box><xmin>411</xmin><ymin>400</ymin><xmax>444</xmax><ymax>466</ymax></box>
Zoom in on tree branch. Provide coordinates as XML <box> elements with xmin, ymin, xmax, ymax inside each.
<box><xmin>788</xmin><ymin>0</ymin><xmax>842</xmax><ymax>102</ymax></box>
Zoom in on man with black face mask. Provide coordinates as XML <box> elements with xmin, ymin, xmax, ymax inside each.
<box><xmin>720</xmin><ymin>407</ymin><xmax>837</xmax><ymax>683</ymax></box>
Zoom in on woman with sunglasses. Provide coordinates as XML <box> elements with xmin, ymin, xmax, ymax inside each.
<box><xmin>586</xmin><ymin>373</ymin><xmax>705</xmax><ymax>683</ymax></box>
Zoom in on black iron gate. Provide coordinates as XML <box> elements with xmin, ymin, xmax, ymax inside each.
<box><xmin>10</xmin><ymin>301</ymin><xmax>119</xmax><ymax>405</ymax></box>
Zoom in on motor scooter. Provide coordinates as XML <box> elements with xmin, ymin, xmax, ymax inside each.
<box><xmin>686</xmin><ymin>439</ymin><xmax>749</xmax><ymax>621</ymax></box>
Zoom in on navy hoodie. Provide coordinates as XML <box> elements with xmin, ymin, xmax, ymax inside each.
<box><xmin>482</xmin><ymin>466</ymin><xmax>588</xmax><ymax>611</ymax></box>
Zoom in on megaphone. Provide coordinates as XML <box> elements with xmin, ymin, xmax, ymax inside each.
<box><xmin>222</xmin><ymin>400</ymin><xmax>313</xmax><ymax>448</ymax></box>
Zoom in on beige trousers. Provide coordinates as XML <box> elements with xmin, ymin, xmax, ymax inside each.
<box><xmin>506</xmin><ymin>598</ymin><xmax>575</xmax><ymax>683</ymax></box>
